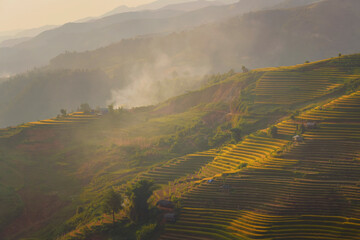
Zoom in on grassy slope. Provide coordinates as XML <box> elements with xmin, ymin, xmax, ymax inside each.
<box><xmin>0</xmin><ymin>54</ymin><xmax>359</xmax><ymax>239</ymax></box>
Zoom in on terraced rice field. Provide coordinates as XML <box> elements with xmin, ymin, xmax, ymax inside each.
<box><xmin>159</xmin><ymin>91</ymin><xmax>360</xmax><ymax>239</ymax></box>
<box><xmin>255</xmin><ymin>68</ymin><xmax>356</xmax><ymax>105</ymax></box>
<box><xmin>160</xmin><ymin>208</ymin><xmax>360</xmax><ymax>240</ymax></box>
<box><xmin>0</xmin><ymin>127</ymin><xmax>22</xmax><ymax>139</ymax></box>
<box><xmin>0</xmin><ymin>112</ymin><xmax>100</xmax><ymax>139</ymax></box>
<box><xmin>141</xmin><ymin>150</ymin><xmax>218</xmax><ymax>185</ymax></box>
<box><xmin>201</xmin><ymin>136</ymin><xmax>289</xmax><ymax>176</ymax></box>
<box><xmin>24</xmin><ymin>112</ymin><xmax>100</xmax><ymax>128</ymax></box>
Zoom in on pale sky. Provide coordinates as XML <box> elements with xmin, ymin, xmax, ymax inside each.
<box><xmin>0</xmin><ymin>0</ymin><xmax>154</xmax><ymax>32</ymax></box>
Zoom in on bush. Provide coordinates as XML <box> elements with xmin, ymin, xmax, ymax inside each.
<box><xmin>296</xmin><ymin>124</ymin><xmax>305</xmax><ymax>134</ymax></box>
<box><xmin>80</xmin><ymin>103</ymin><xmax>91</xmax><ymax>114</ymax></box>
<box><xmin>268</xmin><ymin>126</ymin><xmax>278</xmax><ymax>138</ymax></box>
<box><xmin>209</xmin><ymin>130</ymin><xmax>231</xmax><ymax>147</ymax></box>
<box><xmin>230</xmin><ymin>128</ymin><xmax>242</xmax><ymax>142</ymax></box>
<box><xmin>136</xmin><ymin>223</ymin><xmax>158</xmax><ymax>240</ymax></box>
<box><xmin>76</xmin><ymin>206</ymin><xmax>84</xmax><ymax>214</ymax></box>
<box><xmin>237</xmin><ymin>162</ymin><xmax>248</xmax><ymax>169</ymax></box>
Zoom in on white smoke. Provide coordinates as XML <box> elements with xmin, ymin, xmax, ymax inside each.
<box><xmin>108</xmin><ymin>53</ymin><xmax>210</xmax><ymax>108</ymax></box>
<box><xmin>0</xmin><ymin>72</ymin><xmax>12</xmax><ymax>79</ymax></box>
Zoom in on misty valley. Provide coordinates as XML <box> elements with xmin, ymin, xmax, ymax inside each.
<box><xmin>1</xmin><ymin>0</ymin><xmax>360</xmax><ymax>240</ymax></box>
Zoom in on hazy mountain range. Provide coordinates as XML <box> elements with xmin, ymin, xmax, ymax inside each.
<box><xmin>101</xmin><ymin>0</ymin><xmax>238</xmax><ymax>17</ymax></box>
<box><xmin>268</xmin><ymin>0</ymin><xmax>322</xmax><ymax>9</ymax></box>
<box><xmin>1</xmin><ymin>0</ymin><xmax>359</xmax><ymax>128</ymax></box>
<box><xmin>50</xmin><ymin>0</ymin><xmax>360</xmax><ymax>79</ymax></box>
<box><xmin>0</xmin><ymin>0</ymin><xmax>296</xmax><ymax>75</ymax></box>
<box><xmin>0</xmin><ymin>25</ymin><xmax>57</xmax><ymax>48</ymax></box>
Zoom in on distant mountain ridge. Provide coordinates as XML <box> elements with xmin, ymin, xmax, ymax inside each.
<box><xmin>0</xmin><ymin>37</ymin><xmax>31</xmax><ymax>48</ymax></box>
<box><xmin>162</xmin><ymin>0</ymin><xmax>224</xmax><ymax>11</ymax></box>
<box><xmin>268</xmin><ymin>0</ymin><xmax>323</xmax><ymax>9</ymax></box>
<box><xmin>50</xmin><ymin>0</ymin><xmax>360</xmax><ymax>73</ymax></box>
<box><xmin>0</xmin><ymin>25</ymin><xmax>56</xmax><ymax>47</ymax></box>
<box><xmin>101</xmin><ymin>0</ymin><xmax>236</xmax><ymax>17</ymax></box>
<box><xmin>0</xmin><ymin>0</ymin><xmax>300</xmax><ymax>75</ymax></box>
<box><xmin>102</xmin><ymin>0</ymin><xmax>192</xmax><ymax>17</ymax></box>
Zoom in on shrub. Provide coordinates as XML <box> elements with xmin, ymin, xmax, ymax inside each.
<box><xmin>80</xmin><ymin>103</ymin><xmax>91</xmax><ymax>114</ymax></box>
<box><xmin>230</xmin><ymin>128</ymin><xmax>242</xmax><ymax>142</ymax></box>
<box><xmin>60</xmin><ymin>109</ymin><xmax>67</xmax><ymax>117</ymax></box>
<box><xmin>237</xmin><ymin>162</ymin><xmax>248</xmax><ymax>169</ymax></box>
<box><xmin>242</xmin><ymin>65</ymin><xmax>249</xmax><ymax>73</ymax></box>
<box><xmin>209</xmin><ymin>130</ymin><xmax>231</xmax><ymax>147</ymax></box>
<box><xmin>296</xmin><ymin>124</ymin><xmax>305</xmax><ymax>134</ymax></box>
<box><xmin>136</xmin><ymin>223</ymin><xmax>157</xmax><ymax>240</ymax></box>
<box><xmin>268</xmin><ymin>126</ymin><xmax>278</xmax><ymax>138</ymax></box>
<box><xmin>76</xmin><ymin>206</ymin><xmax>84</xmax><ymax>214</ymax></box>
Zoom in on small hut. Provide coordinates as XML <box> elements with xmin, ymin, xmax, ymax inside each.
<box><xmin>293</xmin><ymin>135</ymin><xmax>303</xmax><ymax>142</ymax></box>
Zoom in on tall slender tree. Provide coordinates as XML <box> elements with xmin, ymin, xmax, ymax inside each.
<box><xmin>103</xmin><ymin>188</ymin><xmax>123</xmax><ymax>223</ymax></box>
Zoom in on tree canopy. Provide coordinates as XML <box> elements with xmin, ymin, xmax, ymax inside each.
<box><xmin>80</xmin><ymin>103</ymin><xmax>91</xmax><ymax>114</ymax></box>
<box><xmin>103</xmin><ymin>188</ymin><xmax>123</xmax><ymax>223</ymax></box>
<box><xmin>126</xmin><ymin>180</ymin><xmax>157</xmax><ymax>223</ymax></box>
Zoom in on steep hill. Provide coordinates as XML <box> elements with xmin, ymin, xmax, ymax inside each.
<box><xmin>160</xmin><ymin>87</ymin><xmax>360</xmax><ymax>240</ymax></box>
<box><xmin>0</xmin><ymin>54</ymin><xmax>359</xmax><ymax>240</ymax></box>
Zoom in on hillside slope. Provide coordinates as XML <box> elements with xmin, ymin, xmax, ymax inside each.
<box><xmin>159</xmin><ymin>90</ymin><xmax>360</xmax><ymax>240</ymax></box>
<box><xmin>0</xmin><ymin>54</ymin><xmax>359</xmax><ymax>240</ymax></box>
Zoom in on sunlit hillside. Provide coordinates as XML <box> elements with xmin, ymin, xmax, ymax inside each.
<box><xmin>1</xmin><ymin>0</ymin><xmax>360</xmax><ymax>239</ymax></box>
<box><xmin>0</xmin><ymin>53</ymin><xmax>359</xmax><ymax>239</ymax></box>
